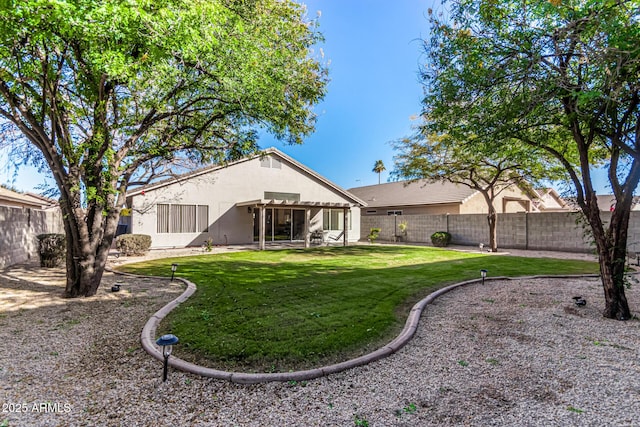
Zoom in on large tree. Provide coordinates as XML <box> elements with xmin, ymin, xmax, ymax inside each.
<box><xmin>393</xmin><ymin>132</ymin><xmax>562</xmax><ymax>252</ymax></box>
<box><xmin>423</xmin><ymin>0</ymin><xmax>640</xmax><ymax>319</ymax></box>
<box><xmin>0</xmin><ymin>0</ymin><xmax>327</xmax><ymax>297</ymax></box>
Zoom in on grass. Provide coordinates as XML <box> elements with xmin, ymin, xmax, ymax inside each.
<box><xmin>119</xmin><ymin>245</ymin><xmax>598</xmax><ymax>372</ymax></box>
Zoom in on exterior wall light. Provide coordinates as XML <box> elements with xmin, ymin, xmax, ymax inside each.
<box><xmin>156</xmin><ymin>334</ymin><xmax>179</xmax><ymax>382</ymax></box>
<box><xmin>170</xmin><ymin>263</ymin><xmax>178</xmax><ymax>281</ymax></box>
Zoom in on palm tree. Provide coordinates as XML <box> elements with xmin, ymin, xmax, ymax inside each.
<box><xmin>372</xmin><ymin>160</ymin><xmax>386</xmax><ymax>184</ymax></box>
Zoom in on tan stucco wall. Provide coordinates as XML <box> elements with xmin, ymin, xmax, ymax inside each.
<box><xmin>361</xmin><ymin>186</ymin><xmax>533</xmax><ymax>216</ymax></box>
<box><xmin>363</xmin><ymin>204</ymin><xmax>461</xmax><ymax>216</ymax></box>
<box><xmin>459</xmin><ymin>187</ymin><xmax>532</xmax><ymax>214</ymax></box>
<box><xmin>129</xmin><ymin>154</ymin><xmax>361</xmax><ymax>248</ymax></box>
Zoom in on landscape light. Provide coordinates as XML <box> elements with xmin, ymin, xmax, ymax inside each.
<box><xmin>480</xmin><ymin>269</ymin><xmax>487</xmax><ymax>286</ymax></box>
<box><xmin>170</xmin><ymin>263</ymin><xmax>178</xmax><ymax>281</ymax></box>
<box><xmin>155</xmin><ymin>334</ymin><xmax>179</xmax><ymax>382</ymax></box>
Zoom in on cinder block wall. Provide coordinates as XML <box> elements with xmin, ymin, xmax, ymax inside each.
<box><xmin>526</xmin><ymin>211</ymin><xmax>592</xmax><ymax>252</ymax></box>
<box><xmin>361</xmin><ymin>211</ymin><xmax>640</xmax><ymax>253</ymax></box>
<box><xmin>361</xmin><ymin>214</ymin><xmax>449</xmax><ymax>242</ymax></box>
<box><xmin>0</xmin><ymin>206</ymin><xmax>64</xmax><ymax>268</ymax></box>
<box><xmin>448</xmin><ymin>214</ymin><xmax>487</xmax><ymax>246</ymax></box>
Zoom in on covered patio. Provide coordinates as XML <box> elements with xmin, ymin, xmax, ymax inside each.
<box><xmin>237</xmin><ymin>199</ymin><xmax>352</xmax><ymax>250</ymax></box>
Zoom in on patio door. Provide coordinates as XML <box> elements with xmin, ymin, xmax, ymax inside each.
<box><xmin>253</xmin><ymin>208</ymin><xmax>306</xmax><ymax>242</ymax></box>
<box><xmin>292</xmin><ymin>209</ymin><xmax>305</xmax><ymax>240</ymax></box>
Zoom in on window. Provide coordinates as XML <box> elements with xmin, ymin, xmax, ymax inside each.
<box><xmin>260</xmin><ymin>156</ymin><xmax>282</xmax><ymax>169</ymax></box>
<box><xmin>387</xmin><ymin>210</ymin><xmax>403</xmax><ymax>216</ymax></box>
<box><xmin>264</xmin><ymin>191</ymin><xmax>300</xmax><ymax>201</ymax></box>
<box><xmin>157</xmin><ymin>204</ymin><xmax>208</xmax><ymax>233</ymax></box>
<box><xmin>197</xmin><ymin>205</ymin><xmax>209</xmax><ymax>232</ymax></box>
<box><xmin>172</xmin><ymin>204</ymin><xmax>196</xmax><ymax>233</ymax></box>
<box><xmin>157</xmin><ymin>204</ymin><xmax>170</xmax><ymax>233</ymax></box>
<box><xmin>323</xmin><ymin>209</ymin><xmax>351</xmax><ymax>231</ymax></box>
<box><xmin>366</xmin><ymin>210</ymin><xmax>377</xmax><ymax>215</ymax></box>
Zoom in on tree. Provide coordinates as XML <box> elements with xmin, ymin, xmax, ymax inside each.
<box><xmin>393</xmin><ymin>132</ymin><xmax>561</xmax><ymax>252</ymax></box>
<box><xmin>422</xmin><ymin>0</ymin><xmax>640</xmax><ymax>319</ymax></box>
<box><xmin>372</xmin><ymin>160</ymin><xmax>386</xmax><ymax>184</ymax></box>
<box><xmin>0</xmin><ymin>0</ymin><xmax>327</xmax><ymax>297</ymax></box>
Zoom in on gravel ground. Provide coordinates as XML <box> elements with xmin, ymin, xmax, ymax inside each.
<box><xmin>1</xmin><ymin>247</ymin><xmax>640</xmax><ymax>426</ymax></box>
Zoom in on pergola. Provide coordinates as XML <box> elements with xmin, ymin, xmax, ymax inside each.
<box><xmin>237</xmin><ymin>199</ymin><xmax>351</xmax><ymax>250</ymax></box>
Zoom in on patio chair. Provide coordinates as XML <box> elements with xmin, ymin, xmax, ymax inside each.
<box><xmin>310</xmin><ymin>230</ymin><xmax>324</xmax><ymax>244</ymax></box>
<box><xmin>328</xmin><ymin>231</ymin><xmax>345</xmax><ymax>242</ymax></box>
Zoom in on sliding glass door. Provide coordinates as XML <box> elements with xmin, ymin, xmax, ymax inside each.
<box><xmin>253</xmin><ymin>208</ymin><xmax>306</xmax><ymax>242</ymax></box>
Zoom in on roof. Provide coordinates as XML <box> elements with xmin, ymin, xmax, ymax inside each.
<box><xmin>347</xmin><ymin>180</ymin><xmax>478</xmax><ymax>208</ymax></box>
<box><xmin>126</xmin><ymin>147</ymin><xmax>367</xmax><ymax>207</ymax></box>
<box><xmin>237</xmin><ymin>199</ymin><xmax>352</xmax><ymax>209</ymax></box>
<box><xmin>531</xmin><ymin>188</ymin><xmax>569</xmax><ymax>211</ymax></box>
<box><xmin>0</xmin><ymin>187</ymin><xmax>57</xmax><ymax>209</ymax></box>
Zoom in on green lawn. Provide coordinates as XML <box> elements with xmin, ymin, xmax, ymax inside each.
<box><xmin>119</xmin><ymin>245</ymin><xmax>599</xmax><ymax>372</ymax></box>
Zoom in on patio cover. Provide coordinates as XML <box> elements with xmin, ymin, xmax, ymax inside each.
<box><xmin>237</xmin><ymin>199</ymin><xmax>352</xmax><ymax>249</ymax></box>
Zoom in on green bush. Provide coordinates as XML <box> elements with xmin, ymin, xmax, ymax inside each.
<box><xmin>116</xmin><ymin>234</ymin><xmax>152</xmax><ymax>256</ymax></box>
<box><xmin>430</xmin><ymin>231</ymin><xmax>452</xmax><ymax>247</ymax></box>
<box><xmin>368</xmin><ymin>227</ymin><xmax>381</xmax><ymax>243</ymax></box>
<box><xmin>37</xmin><ymin>233</ymin><xmax>66</xmax><ymax>267</ymax></box>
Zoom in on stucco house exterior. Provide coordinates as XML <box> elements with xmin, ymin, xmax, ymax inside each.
<box><xmin>348</xmin><ymin>180</ymin><xmax>537</xmax><ymax>216</ymax></box>
<box><xmin>0</xmin><ymin>187</ymin><xmax>58</xmax><ymax>210</ymax></box>
<box><xmin>125</xmin><ymin>148</ymin><xmax>365</xmax><ymax>250</ymax></box>
<box><xmin>530</xmin><ymin>188</ymin><xmax>569</xmax><ymax>212</ymax></box>
<box><xmin>596</xmin><ymin>195</ymin><xmax>640</xmax><ymax>212</ymax></box>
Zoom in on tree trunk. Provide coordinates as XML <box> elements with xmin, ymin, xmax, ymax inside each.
<box><xmin>61</xmin><ymin>196</ymin><xmax>121</xmax><ymax>298</ymax></box>
<box><xmin>598</xmin><ymin>254</ymin><xmax>631</xmax><ymax>320</ymax></box>
<box><xmin>487</xmin><ymin>211</ymin><xmax>498</xmax><ymax>252</ymax></box>
<box><xmin>584</xmin><ymin>197</ymin><xmax>631</xmax><ymax>320</ymax></box>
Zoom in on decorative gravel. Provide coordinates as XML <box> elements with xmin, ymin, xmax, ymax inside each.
<box><xmin>1</xmin><ymin>257</ymin><xmax>639</xmax><ymax>426</ymax></box>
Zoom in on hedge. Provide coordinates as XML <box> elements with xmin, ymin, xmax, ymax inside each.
<box><xmin>116</xmin><ymin>234</ymin><xmax>152</xmax><ymax>256</ymax></box>
<box><xmin>37</xmin><ymin>233</ymin><xmax>66</xmax><ymax>268</ymax></box>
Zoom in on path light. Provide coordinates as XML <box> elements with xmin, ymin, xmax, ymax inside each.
<box><xmin>573</xmin><ymin>296</ymin><xmax>587</xmax><ymax>306</ymax></box>
<box><xmin>170</xmin><ymin>263</ymin><xmax>178</xmax><ymax>281</ymax></box>
<box><xmin>111</xmin><ymin>283</ymin><xmax>121</xmax><ymax>292</ymax></box>
<box><xmin>156</xmin><ymin>334</ymin><xmax>179</xmax><ymax>382</ymax></box>
<box><xmin>480</xmin><ymin>269</ymin><xmax>487</xmax><ymax>286</ymax></box>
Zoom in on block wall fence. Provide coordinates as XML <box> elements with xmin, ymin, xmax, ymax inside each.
<box><xmin>0</xmin><ymin>206</ymin><xmax>64</xmax><ymax>269</ymax></box>
<box><xmin>361</xmin><ymin>211</ymin><xmax>640</xmax><ymax>253</ymax></box>
<box><xmin>4</xmin><ymin>208</ymin><xmax>640</xmax><ymax>269</ymax></box>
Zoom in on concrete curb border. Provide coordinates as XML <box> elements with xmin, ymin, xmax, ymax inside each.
<box><xmin>133</xmin><ymin>271</ymin><xmax>602</xmax><ymax>384</ymax></box>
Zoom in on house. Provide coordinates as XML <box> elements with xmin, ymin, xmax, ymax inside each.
<box><xmin>596</xmin><ymin>195</ymin><xmax>640</xmax><ymax>212</ymax></box>
<box><xmin>0</xmin><ymin>186</ymin><xmax>58</xmax><ymax>210</ymax></box>
<box><xmin>559</xmin><ymin>195</ymin><xmax>640</xmax><ymax>212</ymax></box>
<box><xmin>348</xmin><ymin>180</ymin><xmax>536</xmax><ymax>216</ymax></box>
<box><xmin>126</xmin><ymin>148</ymin><xmax>366</xmax><ymax>250</ymax></box>
<box><xmin>531</xmin><ymin>188</ymin><xmax>569</xmax><ymax>212</ymax></box>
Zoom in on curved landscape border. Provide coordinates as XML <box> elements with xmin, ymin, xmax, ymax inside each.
<box><xmin>135</xmin><ymin>271</ymin><xmax>601</xmax><ymax>384</ymax></box>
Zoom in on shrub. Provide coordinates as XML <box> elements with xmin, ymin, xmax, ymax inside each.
<box><xmin>37</xmin><ymin>233</ymin><xmax>66</xmax><ymax>267</ymax></box>
<box><xmin>368</xmin><ymin>227</ymin><xmax>381</xmax><ymax>243</ymax></box>
<box><xmin>430</xmin><ymin>231</ymin><xmax>452</xmax><ymax>247</ymax></box>
<box><xmin>116</xmin><ymin>234</ymin><xmax>152</xmax><ymax>256</ymax></box>
<box><xmin>398</xmin><ymin>220</ymin><xmax>408</xmax><ymax>235</ymax></box>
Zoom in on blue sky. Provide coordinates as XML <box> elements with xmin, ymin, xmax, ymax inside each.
<box><xmin>1</xmin><ymin>0</ymin><xmax>614</xmax><ymax>194</ymax></box>
<box><xmin>266</xmin><ymin>0</ymin><xmax>435</xmax><ymax>189</ymax></box>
